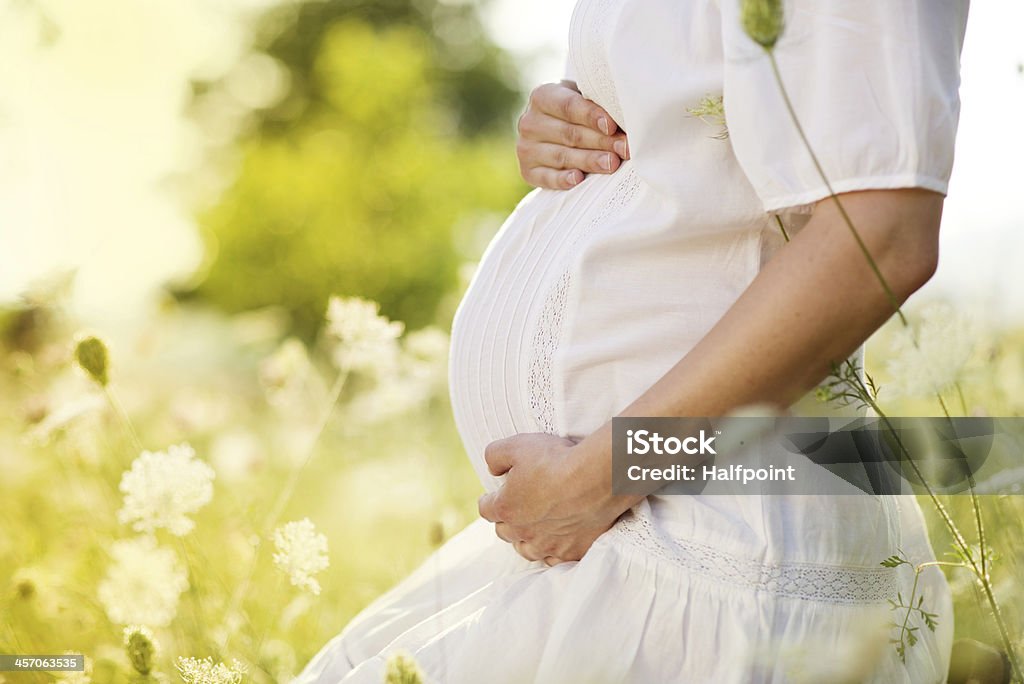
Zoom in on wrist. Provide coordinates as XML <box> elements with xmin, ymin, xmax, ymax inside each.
<box><xmin>566</xmin><ymin>424</ymin><xmax>643</xmax><ymax>519</ymax></box>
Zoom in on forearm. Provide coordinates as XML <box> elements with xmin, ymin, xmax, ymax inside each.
<box><xmin>571</xmin><ymin>189</ymin><xmax>943</xmax><ymax>512</ymax></box>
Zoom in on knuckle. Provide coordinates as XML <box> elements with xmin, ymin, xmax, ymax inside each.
<box><xmin>492</xmin><ymin>498</ymin><xmax>511</xmax><ymax>521</ymax></box>
<box><xmin>529</xmin><ymin>83</ymin><xmax>554</xmax><ymax>107</ymax></box>
<box><xmin>517</xmin><ymin>112</ymin><xmax>537</xmax><ymax>138</ymax></box>
<box><xmin>555</xmin><ymin>148</ymin><xmax>570</xmax><ymax>169</ymax></box>
<box><xmin>514</xmin><ymin>138</ymin><xmax>530</xmax><ymax>159</ymax></box>
<box><xmin>559</xmin><ymin>94</ymin><xmax>576</xmax><ymax>121</ymax></box>
<box><xmin>563</xmin><ymin>123</ymin><xmax>582</xmax><ymax>147</ymax></box>
<box><xmin>484</xmin><ymin>438</ymin><xmax>506</xmax><ymax>466</ymax></box>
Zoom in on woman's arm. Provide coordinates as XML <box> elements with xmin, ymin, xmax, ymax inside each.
<box><xmin>478</xmin><ymin>188</ymin><xmax>943</xmax><ymax>563</ymax></box>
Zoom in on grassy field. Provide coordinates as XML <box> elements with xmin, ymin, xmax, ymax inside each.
<box><xmin>1</xmin><ymin>294</ymin><xmax>1021</xmax><ymax>683</ymax></box>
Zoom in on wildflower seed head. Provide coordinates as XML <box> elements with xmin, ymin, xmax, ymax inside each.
<box><xmin>175</xmin><ymin>656</ymin><xmax>246</xmax><ymax>684</ymax></box>
<box><xmin>272</xmin><ymin>518</ymin><xmax>329</xmax><ymax>595</ymax></box>
<box><xmin>123</xmin><ymin>625</ymin><xmax>158</xmax><ymax>675</ymax></box>
<box><xmin>741</xmin><ymin>0</ymin><xmax>784</xmax><ymax>49</ymax></box>
<box><xmin>73</xmin><ymin>335</ymin><xmax>109</xmax><ymax>387</ymax></box>
<box><xmin>384</xmin><ymin>651</ymin><xmax>426</xmax><ymax>684</ymax></box>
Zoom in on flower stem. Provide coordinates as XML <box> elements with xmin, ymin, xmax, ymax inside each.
<box><xmin>764</xmin><ymin>46</ymin><xmax>1017</xmax><ymax>678</ymax></box>
<box><xmin>766</xmin><ymin>51</ymin><xmax>907</xmax><ymax>327</ymax></box>
<box><xmin>219</xmin><ymin>367</ymin><xmax>348</xmax><ymax>656</ymax></box>
<box><xmin>103</xmin><ymin>385</ymin><xmax>143</xmax><ymax>452</ymax></box>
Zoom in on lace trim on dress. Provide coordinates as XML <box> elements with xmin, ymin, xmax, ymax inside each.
<box><xmin>610</xmin><ymin>511</ymin><xmax>899</xmax><ymax>605</ymax></box>
<box><xmin>527</xmin><ymin>168</ymin><xmax>641</xmax><ymax>434</ymax></box>
<box><xmin>577</xmin><ymin>0</ymin><xmax>626</xmax><ymax>127</ymax></box>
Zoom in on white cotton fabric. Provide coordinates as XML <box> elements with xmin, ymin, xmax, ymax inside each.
<box><xmin>295</xmin><ymin>0</ymin><xmax>967</xmax><ymax>682</ymax></box>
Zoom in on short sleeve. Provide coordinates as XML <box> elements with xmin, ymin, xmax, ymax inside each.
<box><xmin>719</xmin><ymin>0</ymin><xmax>969</xmax><ymax>213</ymax></box>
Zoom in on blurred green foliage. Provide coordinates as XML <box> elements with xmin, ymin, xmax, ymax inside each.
<box><xmin>186</xmin><ymin>1</ymin><xmax>528</xmax><ymax>338</ymax></box>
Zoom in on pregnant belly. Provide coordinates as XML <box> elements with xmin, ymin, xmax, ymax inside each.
<box><xmin>448</xmin><ymin>163</ymin><xmax>765</xmax><ymax>491</ymax></box>
<box><xmin>448</xmin><ymin>167</ymin><xmax>646</xmax><ymax>490</ymax></box>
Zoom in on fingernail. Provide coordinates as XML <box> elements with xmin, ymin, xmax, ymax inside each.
<box><xmin>600</xmin><ymin>154</ymin><xmax>613</xmax><ymax>171</ymax></box>
<box><xmin>613</xmin><ymin>139</ymin><xmax>627</xmax><ymax>158</ymax></box>
<box><xmin>598</xmin><ymin>117</ymin><xmax>610</xmax><ymax>135</ymax></box>
<box><xmin>567</xmin><ymin>170</ymin><xmax>582</xmax><ymax>186</ymax></box>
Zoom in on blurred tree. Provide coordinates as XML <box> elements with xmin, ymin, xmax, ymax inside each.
<box><xmin>182</xmin><ymin>1</ymin><xmax>527</xmax><ymax>338</ymax></box>
<box><xmin>254</xmin><ymin>0</ymin><xmax>522</xmax><ymax>137</ymax></box>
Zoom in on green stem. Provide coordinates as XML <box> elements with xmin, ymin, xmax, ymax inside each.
<box><xmin>763</xmin><ymin>46</ymin><xmax>1015</xmax><ymax>678</ymax></box>
<box><xmin>895</xmin><ymin>567</ymin><xmax>923</xmax><ymax>662</ymax></box>
<box><xmin>103</xmin><ymin>385</ymin><xmax>143</xmax><ymax>452</ymax></box>
<box><xmin>773</xmin><ymin>214</ymin><xmax>790</xmax><ymax>243</ymax></box>
<box><xmin>766</xmin><ymin>51</ymin><xmax>907</xmax><ymax>327</ymax></box>
<box><xmin>219</xmin><ymin>367</ymin><xmax>348</xmax><ymax>656</ymax></box>
<box><xmin>843</xmin><ymin>363</ymin><xmax>1019</xmax><ymax>681</ymax></box>
<box><xmin>955</xmin><ymin>382</ymin><xmax>969</xmax><ymax>415</ymax></box>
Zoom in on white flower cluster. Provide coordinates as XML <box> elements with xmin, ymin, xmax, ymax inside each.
<box><xmin>272</xmin><ymin>518</ymin><xmax>329</xmax><ymax>595</ymax></box>
<box><xmin>886</xmin><ymin>302</ymin><xmax>975</xmax><ymax>399</ymax></box>
<box><xmin>176</xmin><ymin>656</ymin><xmax>246</xmax><ymax>684</ymax></box>
<box><xmin>118</xmin><ymin>443</ymin><xmax>215</xmax><ymax>536</ymax></box>
<box><xmin>326</xmin><ymin>296</ymin><xmax>404</xmax><ymax>373</ymax></box>
<box><xmin>345</xmin><ymin>325</ymin><xmax>450</xmax><ymax>425</ymax></box>
<box><xmin>98</xmin><ymin>536</ymin><xmax>188</xmax><ymax>626</ymax></box>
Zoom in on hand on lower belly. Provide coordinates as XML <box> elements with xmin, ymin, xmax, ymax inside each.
<box><xmin>477</xmin><ymin>432</ymin><xmax>626</xmax><ymax>565</ymax></box>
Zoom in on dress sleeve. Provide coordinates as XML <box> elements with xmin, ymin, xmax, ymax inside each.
<box><xmin>719</xmin><ymin>0</ymin><xmax>969</xmax><ymax>213</ymax></box>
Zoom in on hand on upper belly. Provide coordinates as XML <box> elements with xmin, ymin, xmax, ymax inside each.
<box><xmin>516</xmin><ymin>81</ymin><xmax>629</xmax><ymax>191</ymax></box>
<box><xmin>477</xmin><ymin>432</ymin><xmax>622</xmax><ymax>565</ymax></box>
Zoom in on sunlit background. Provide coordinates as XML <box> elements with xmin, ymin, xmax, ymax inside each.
<box><xmin>1</xmin><ymin>1</ymin><xmax>1023</xmax><ymax>325</ymax></box>
<box><xmin>1</xmin><ymin>1</ymin><xmax>1023</xmax><ymax>682</ymax></box>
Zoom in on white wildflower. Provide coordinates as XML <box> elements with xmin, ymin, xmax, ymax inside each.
<box><xmin>259</xmin><ymin>337</ymin><xmax>313</xmax><ymax>406</ymax></box>
<box><xmin>210</xmin><ymin>430</ymin><xmax>265</xmax><ymax>482</ymax></box>
<box><xmin>344</xmin><ymin>376</ymin><xmax>431</xmax><ymax>426</ymax></box>
<box><xmin>54</xmin><ymin>653</ymin><xmax>91</xmax><ymax>684</ymax></box>
<box><xmin>325</xmin><ymin>296</ymin><xmax>403</xmax><ymax>373</ymax></box>
<box><xmin>176</xmin><ymin>656</ymin><xmax>246</xmax><ymax>684</ymax></box>
<box><xmin>886</xmin><ymin>303</ymin><xmax>975</xmax><ymax>399</ymax></box>
<box><xmin>272</xmin><ymin>518</ymin><xmax>329</xmax><ymax>595</ymax></box>
<box><xmin>98</xmin><ymin>536</ymin><xmax>188</xmax><ymax>626</ymax></box>
<box><xmin>118</xmin><ymin>443</ymin><xmax>215</xmax><ymax>536</ymax></box>
<box><xmin>345</xmin><ymin>327</ymin><xmax>449</xmax><ymax>425</ymax></box>
<box><xmin>260</xmin><ymin>639</ymin><xmax>297</xmax><ymax>682</ymax></box>
<box><xmin>403</xmin><ymin>326</ymin><xmax>449</xmax><ymax>384</ymax></box>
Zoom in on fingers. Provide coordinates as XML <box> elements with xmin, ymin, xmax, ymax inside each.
<box><xmin>478</xmin><ymin>491</ymin><xmax>499</xmax><ymax>522</ymax></box>
<box><xmin>483</xmin><ymin>437</ymin><xmax>516</xmax><ymax>477</ymax></box>
<box><xmin>528</xmin><ymin>167</ymin><xmax>586</xmax><ymax>191</ymax></box>
<box><xmin>519</xmin><ymin>110</ymin><xmax>624</xmax><ymax>156</ymax></box>
<box><xmin>518</xmin><ymin>142</ymin><xmax>622</xmax><ymax>189</ymax></box>
<box><xmin>494</xmin><ymin>521</ymin><xmax>515</xmax><ymax>543</ymax></box>
<box><xmin>517</xmin><ymin>82</ymin><xmax>630</xmax><ymax>190</ymax></box>
<box><xmin>511</xmin><ymin>540</ymin><xmax>567</xmax><ymax>566</ymax></box>
<box><xmin>530</xmin><ymin>82</ymin><xmax>618</xmax><ymax>135</ymax></box>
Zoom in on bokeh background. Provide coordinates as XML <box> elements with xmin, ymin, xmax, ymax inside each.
<box><xmin>1</xmin><ymin>0</ymin><xmax>1023</xmax><ymax>682</ymax></box>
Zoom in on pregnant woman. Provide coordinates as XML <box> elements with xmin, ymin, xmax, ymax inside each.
<box><xmin>297</xmin><ymin>0</ymin><xmax>969</xmax><ymax>681</ymax></box>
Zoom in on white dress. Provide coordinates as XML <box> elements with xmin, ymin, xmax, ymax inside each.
<box><xmin>296</xmin><ymin>0</ymin><xmax>969</xmax><ymax>681</ymax></box>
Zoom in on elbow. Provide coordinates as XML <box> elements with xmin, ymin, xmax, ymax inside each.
<box><xmin>889</xmin><ymin>227</ymin><xmax>939</xmax><ymax>300</ymax></box>
<box><xmin>830</xmin><ymin>188</ymin><xmax>944</xmax><ymax>303</ymax></box>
